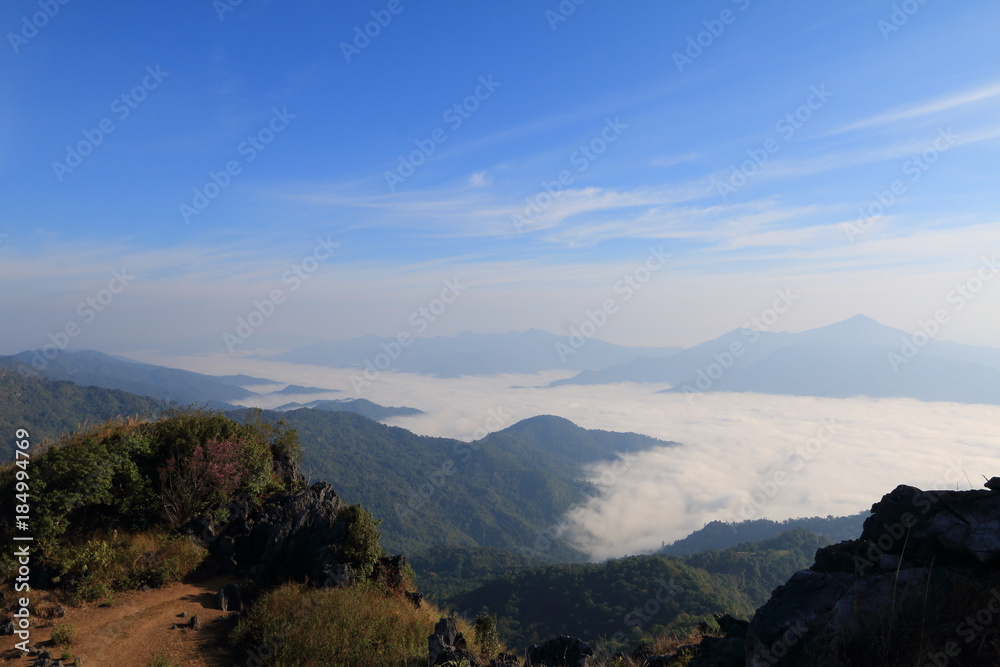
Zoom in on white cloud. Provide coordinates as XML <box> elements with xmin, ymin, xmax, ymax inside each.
<box><xmin>110</xmin><ymin>353</ymin><xmax>1000</xmax><ymax>562</ymax></box>
<box><xmin>834</xmin><ymin>81</ymin><xmax>1000</xmax><ymax>134</ymax></box>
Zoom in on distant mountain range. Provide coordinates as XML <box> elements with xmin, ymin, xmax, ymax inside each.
<box><xmin>552</xmin><ymin>315</ymin><xmax>1000</xmax><ymax>405</ymax></box>
<box><xmin>658</xmin><ymin>514</ymin><xmax>868</xmax><ymax>556</ymax></box>
<box><xmin>259</xmin><ymin>329</ymin><xmax>682</xmax><ymax>376</ymax></box>
<box><xmin>0</xmin><ymin>348</ymin><xmax>415</xmax><ymax>408</ymax></box>
<box><xmin>0</xmin><ymin>350</ymin><xmax>266</xmax><ymax>405</ymax></box>
<box><xmin>5</xmin><ymin>314</ymin><xmax>997</xmax><ymax>407</ymax></box>
<box><xmin>269</xmin><ymin>384</ymin><xmax>338</xmax><ymax>395</ymax></box>
<box><xmin>274</xmin><ymin>398</ymin><xmax>423</xmax><ymax>420</ymax></box>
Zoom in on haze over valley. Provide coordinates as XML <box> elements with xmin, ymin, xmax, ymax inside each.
<box><xmin>4</xmin><ymin>2</ymin><xmax>999</xmax><ymax>663</ymax></box>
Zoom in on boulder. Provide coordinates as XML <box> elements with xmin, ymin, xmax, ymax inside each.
<box><xmin>428</xmin><ymin>617</ymin><xmax>480</xmax><ymax>666</ymax></box>
<box><xmin>217</xmin><ymin>583</ymin><xmax>242</xmax><ymax>612</ymax></box>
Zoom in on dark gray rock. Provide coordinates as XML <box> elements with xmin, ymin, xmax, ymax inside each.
<box><xmin>323</xmin><ymin>563</ymin><xmax>355</xmax><ymax>588</ymax></box>
<box><xmin>526</xmin><ymin>635</ymin><xmax>593</xmax><ymax>666</ymax></box>
<box><xmin>217</xmin><ymin>583</ymin><xmax>242</xmax><ymax>612</ymax></box>
<box><xmin>688</xmin><ymin>635</ymin><xmax>744</xmax><ymax>667</ymax></box>
<box><xmin>373</xmin><ymin>554</ymin><xmax>407</xmax><ymax>591</ymax></box>
<box><xmin>428</xmin><ymin>617</ymin><xmax>480</xmax><ymax>666</ymax></box>
<box><xmin>202</xmin><ymin>481</ymin><xmax>350</xmax><ymax>591</ymax></box>
<box><xmin>744</xmin><ymin>483</ymin><xmax>1000</xmax><ymax>666</ymax></box>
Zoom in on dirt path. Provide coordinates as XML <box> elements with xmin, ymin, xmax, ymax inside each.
<box><xmin>1</xmin><ymin>577</ymin><xmax>242</xmax><ymax>666</ymax></box>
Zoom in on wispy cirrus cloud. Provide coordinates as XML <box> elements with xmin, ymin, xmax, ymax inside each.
<box><xmin>832</xmin><ymin>81</ymin><xmax>1000</xmax><ymax>134</ymax></box>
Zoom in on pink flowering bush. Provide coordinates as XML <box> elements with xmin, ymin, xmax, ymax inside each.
<box><xmin>159</xmin><ymin>437</ymin><xmax>249</xmax><ymax>528</ymax></box>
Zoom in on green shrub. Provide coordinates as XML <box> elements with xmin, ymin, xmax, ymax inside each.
<box><xmin>0</xmin><ymin>410</ymin><xmax>298</xmax><ymax>599</ymax></box>
<box><xmin>474</xmin><ymin>614</ymin><xmax>501</xmax><ymax>659</ymax></box>
<box><xmin>337</xmin><ymin>504</ymin><xmax>383</xmax><ymax>580</ymax></box>
<box><xmin>52</xmin><ymin>532</ymin><xmax>206</xmax><ymax>600</ymax></box>
<box><xmin>51</xmin><ymin>623</ymin><xmax>76</xmax><ymax>646</ymax></box>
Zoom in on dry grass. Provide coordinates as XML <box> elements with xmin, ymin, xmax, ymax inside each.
<box><xmin>232</xmin><ymin>582</ymin><xmax>487</xmax><ymax>667</ymax></box>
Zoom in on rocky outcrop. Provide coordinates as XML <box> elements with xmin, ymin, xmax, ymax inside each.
<box><xmin>526</xmin><ymin>635</ymin><xmax>593</xmax><ymax>666</ymax></box>
<box><xmin>662</xmin><ymin>481</ymin><xmax>1000</xmax><ymax>666</ymax></box>
<box><xmin>195</xmin><ymin>481</ymin><xmax>352</xmax><ymax>591</ymax></box>
<box><xmin>373</xmin><ymin>554</ymin><xmax>408</xmax><ymax>592</ymax></box>
<box><xmin>688</xmin><ymin>614</ymin><xmax>747</xmax><ymax>667</ymax></box>
<box><xmin>744</xmin><ymin>482</ymin><xmax>1000</xmax><ymax>666</ymax></box>
<box><xmin>428</xmin><ymin>617</ymin><xmax>480</xmax><ymax>666</ymax></box>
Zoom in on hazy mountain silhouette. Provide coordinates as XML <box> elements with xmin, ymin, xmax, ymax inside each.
<box><xmin>262</xmin><ymin>329</ymin><xmax>682</xmax><ymax>376</ymax></box>
<box><xmin>552</xmin><ymin>315</ymin><xmax>1000</xmax><ymax>405</ymax></box>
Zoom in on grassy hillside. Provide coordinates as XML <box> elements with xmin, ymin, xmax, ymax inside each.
<box><xmin>0</xmin><ymin>368</ymin><xmax>169</xmax><ymax>458</ymax></box>
<box><xmin>233</xmin><ymin>408</ymin><xmax>597</xmax><ymax>561</ymax></box>
<box><xmin>451</xmin><ymin>554</ymin><xmax>755</xmax><ymax>650</ymax></box>
<box><xmin>230</xmin><ymin>410</ymin><xmax>677</xmax><ymax>561</ymax></box>
<box><xmin>449</xmin><ymin>529</ymin><xmax>828</xmax><ymax>651</ymax></box>
<box><xmin>660</xmin><ymin>513</ymin><xmax>868</xmax><ymax>556</ymax></box>
<box><xmin>409</xmin><ymin>545</ymin><xmax>538</xmax><ymax>601</ymax></box>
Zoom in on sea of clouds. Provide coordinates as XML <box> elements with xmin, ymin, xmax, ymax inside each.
<box><xmin>134</xmin><ymin>351</ymin><xmax>1000</xmax><ymax>561</ymax></box>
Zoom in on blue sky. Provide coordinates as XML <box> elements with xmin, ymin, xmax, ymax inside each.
<box><xmin>2</xmin><ymin>0</ymin><xmax>999</xmax><ymax>354</ymax></box>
